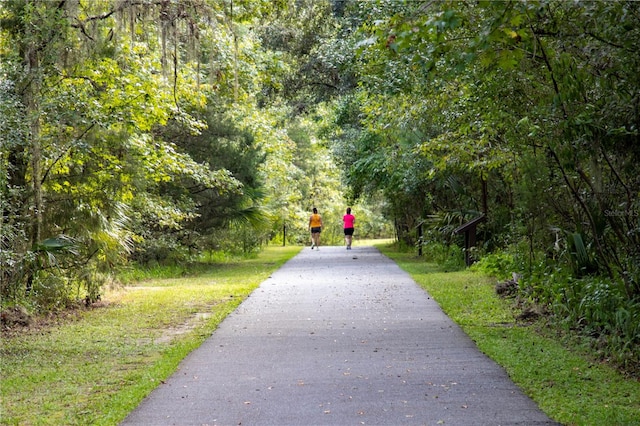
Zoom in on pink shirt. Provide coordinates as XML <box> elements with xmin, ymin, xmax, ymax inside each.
<box><xmin>343</xmin><ymin>214</ymin><xmax>355</xmax><ymax>228</ymax></box>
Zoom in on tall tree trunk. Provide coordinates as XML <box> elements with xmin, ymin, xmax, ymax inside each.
<box><xmin>481</xmin><ymin>174</ymin><xmax>488</xmax><ymax>216</ymax></box>
<box><xmin>24</xmin><ymin>5</ymin><xmax>43</xmax><ymax>294</ymax></box>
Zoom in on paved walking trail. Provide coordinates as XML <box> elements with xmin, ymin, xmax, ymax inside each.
<box><xmin>121</xmin><ymin>246</ymin><xmax>558</xmax><ymax>425</ymax></box>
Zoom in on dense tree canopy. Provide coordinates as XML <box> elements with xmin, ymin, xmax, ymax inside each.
<box><xmin>342</xmin><ymin>1</ymin><xmax>640</xmax><ymax>288</ymax></box>
<box><xmin>1</xmin><ymin>0</ymin><xmax>638</xmax><ymax>371</ymax></box>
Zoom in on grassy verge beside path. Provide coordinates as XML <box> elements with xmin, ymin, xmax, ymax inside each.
<box><xmin>376</xmin><ymin>244</ymin><xmax>640</xmax><ymax>426</ymax></box>
<box><xmin>1</xmin><ymin>246</ymin><xmax>301</xmax><ymax>426</ymax></box>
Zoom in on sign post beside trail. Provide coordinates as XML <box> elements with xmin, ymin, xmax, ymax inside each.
<box><xmin>454</xmin><ymin>215</ymin><xmax>486</xmax><ymax>266</ymax></box>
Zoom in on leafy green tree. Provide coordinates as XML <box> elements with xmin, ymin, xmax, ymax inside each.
<box><xmin>0</xmin><ymin>0</ymin><xmax>241</xmax><ymax>308</ymax></box>
<box><xmin>340</xmin><ymin>0</ymin><xmax>639</xmax><ymax>288</ymax></box>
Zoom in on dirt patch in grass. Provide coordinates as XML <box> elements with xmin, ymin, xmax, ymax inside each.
<box><xmin>148</xmin><ymin>312</ymin><xmax>215</xmax><ymax>344</ymax></box>
<box><xmin>1</xmin><ymin>306</ymin><xmax>33</xmax><ymax>330</ymax></box>
<box><xmin>1</xmin><ymin>300</ymin><xmax>113</xmax><ymax>337</ymax></box>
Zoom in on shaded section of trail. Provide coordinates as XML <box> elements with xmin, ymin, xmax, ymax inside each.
<box><xmin>121</xmin><ymin>246</ymin><xmax>557</xmax><ymax>425</ymax></box>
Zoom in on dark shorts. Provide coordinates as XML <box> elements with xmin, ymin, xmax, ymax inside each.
<box><xmin>311</xmin><ymin>227</ymin><xmax>322</xmax><ymax>233</ymax></box>
<box><xmin>344</xmin><ymin>227</ymin><xmax>354</xmax><ymax>236</ymax></box>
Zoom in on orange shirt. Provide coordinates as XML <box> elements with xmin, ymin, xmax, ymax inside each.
<box><xmin>309</xmin><ymin>214</ymin><xmax>322</xmax><ymax>228</ymax></box>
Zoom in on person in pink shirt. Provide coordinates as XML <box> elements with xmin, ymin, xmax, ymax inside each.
<box><xmin>342</xmin><ymin>207</ymin><xmax>356</xmax><ymax>250</ymax></box>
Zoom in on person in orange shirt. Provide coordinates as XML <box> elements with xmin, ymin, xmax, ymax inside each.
<box><xmin>308</xmin><ymin>207</ymin><xmax>323</xmax><ymax>249</ymax></box>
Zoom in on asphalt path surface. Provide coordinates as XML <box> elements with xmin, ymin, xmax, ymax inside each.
<box><xmin>121</xmin><ymin>245</ymin><xmax>558</xmax><ymax>426</ymax></box>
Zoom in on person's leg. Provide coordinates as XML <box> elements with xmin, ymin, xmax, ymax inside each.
<box><xmin>345</xmin><ymin>229</ymin><xmax>353</xmax><ymax>249</ymax></box>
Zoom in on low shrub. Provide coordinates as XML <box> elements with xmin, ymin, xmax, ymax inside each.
<box><xmin>419</xmin><ymin>241</ymin><xmax>466</xmax><ymax>271</ymax></box>
<box><xmin>471</xmin><ymin>252</ymin><xmax>517</xmax><ymax>280</ymax></box>
<box><xmin>550</xmin><ymin>276</ymin><xmax>640</xmax><ymax>373</ymax></box>
<box><xmin>473</xmin><ymin>247</ymin><xmax>639</xmax><ymax>376</ymax></box>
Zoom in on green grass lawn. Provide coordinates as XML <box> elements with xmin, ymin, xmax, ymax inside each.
<box><xmin>376</xmin><ymin>244</ymin><xmax>640</xmax><ymax>426</ymax></box>
<box><xmin>0</xmin><ymin>246</ymin><xmax>301</xmax><ymax>425</ymax></box>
